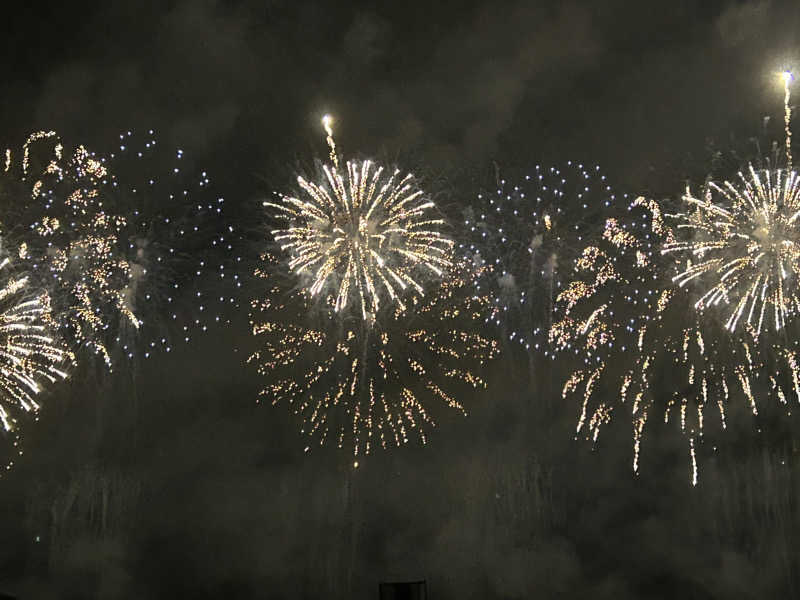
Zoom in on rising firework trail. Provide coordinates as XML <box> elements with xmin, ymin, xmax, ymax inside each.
<box><xmin>784</xmin><ymin>70</ymin><xmax>793</xmax><ymax>170</ymax></box>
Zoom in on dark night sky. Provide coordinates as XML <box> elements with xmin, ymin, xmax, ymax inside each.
<box><xmin>2</xmin><ymin>1</ymin><xmax>799</xmax><ymax>190</ymax></box>
<box><xmin>2</xmin><ymin>2</ymin><xmax>800</xmax><ymax>599</ymax></box>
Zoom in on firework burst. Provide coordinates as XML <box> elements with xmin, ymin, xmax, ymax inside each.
<box><xmin>248</xmin><ymin>253</ymin><xmax>499</xmax><ymax>459</ymax></box>
<box><xmin>265</xmin><ymin>116</ymin><xmax>452</xmax><ymax>323</ymax></box>
<box><xmin>0</xmin><ymin>254</ymin><xmax>72</xmax><ymax>471</ymax></box>
<box><xmin>664</xmin><ymin>166</ymin><xmax>800</xmax><ymax>335</ymax></box>
<box><xmin>551</xmin><ymin>198</ymin><xmax>800</xmax><ymax>484</ymax></box>
<box><xmin>460</xmin><ymin>162</ymin><xmax>625</xmax><ymax>355</ymax></box>
<box><xmin>253</xmin><ymin>116</ymin><xmax>498</xmax><ymax>458</ymax></box>
<box><xmin>1</xmin><ymin>132</ymin><xmax>136</xmax><ymax>367</ymax></box>
<box><xmin>549</xmin><ymin>70</ymin><xmax>800</xmax><ymax>483</ymax></box>
<box><xmin>0</xmin><ymin>130</ymin><xmax>240</xmax><ymax>366</ymax></box>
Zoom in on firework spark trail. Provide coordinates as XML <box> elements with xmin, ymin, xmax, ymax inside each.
<box><xmin>0</xmin><ymin>255</ymin><xmax>72</xmax><ymax>472</ymax></box>
<box><xmin>784</xmin><ymin>71</ymin><xmax>793</xmax><ymax>170</ymax></box>
<box><xmin>663</xmin><ymin>166</ymin><xmax>800</xmax><ymax>336</ymax></box>
<box><xmin>249</xmin><ymin>253</ymin><xmax>499</xmax><ymax>459</ymax></box>
<box><xmin>266</xmin><ymin>117</ymin><xmax>452</xmax><ymax>323</ymax></box>
<box><xmin>460</xmin><ymin>162</ymin><xmax>626</xmax><ymax>355</ymax></box>
<box><xmin>322</xmin><ymin>114</ymin><xmax>339</xmax><ymax>169</ymax></box>
<box><xmin>551</xmin><ymin>197</ymin><xmax>800</xmax><ymax>484</ymax></box>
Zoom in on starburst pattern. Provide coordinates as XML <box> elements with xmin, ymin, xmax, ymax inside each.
<box><xmin>265</xmin><ymin>116</ymin><xmax>452</xmax><ymax>323</ymax></box>
<box><xmin>664</xmin><ymin>166</ymin><xmax>800</xmax><ymax>335</ymax></box>
<box><xmin>0</xmin><ymin>255</ymin><xmax>72</xmax><ymax>471</ymax></box>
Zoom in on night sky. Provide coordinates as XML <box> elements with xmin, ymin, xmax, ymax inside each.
<box><xmin>2</xmin><ymin>1</ymin><xmax>800</xmax><ymax>598</ymax></box>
